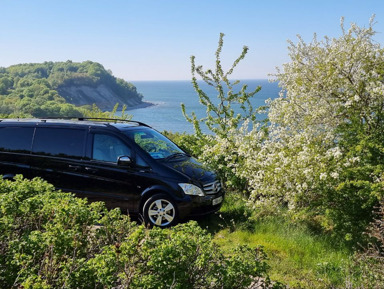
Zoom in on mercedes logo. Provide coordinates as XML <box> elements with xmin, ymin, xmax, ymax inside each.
<box><xmin>214</xmin><ymin>182</ymin><xmax>220</xmax><ymax>193</ymax></box>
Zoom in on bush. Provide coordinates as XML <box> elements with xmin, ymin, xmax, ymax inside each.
<box><xmin>348</xmin><ymin>201</ymin><xmax>384</xmax><ymax>288</ymax></box>
<box><xmin>180</xmin><ymin>33</ymin><xmax>265</xmax><ymax>195</ymax></box>
<box><xmin>162</xmin><ymin>130</ymin><xmax>205</xmax><ymax>157</ymax></box>
<box><xmin>0</xmin><ymin>176</ymin><xmax>283</xmax><ymax>288</ymax></box>
<box><xmin>233</xmin><ymin>18</ymin><xmax>384</xmax><ymax>242</ymax></box>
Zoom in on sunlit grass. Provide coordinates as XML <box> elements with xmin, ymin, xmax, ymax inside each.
<box><xmin>196</xmin><ymin>194</ymin><xmax>353</xmax><ymax>288</ymax></box>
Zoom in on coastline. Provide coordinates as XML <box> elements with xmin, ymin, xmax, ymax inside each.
<box><xmin>124</xmin><ymin>101</ymin><xmax>156</xmax><ymax>111</ymax></box>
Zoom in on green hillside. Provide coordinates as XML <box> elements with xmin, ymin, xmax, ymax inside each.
<box><xmin>0</xmin><ymin>60</ymin><xmax>143</xmax><ymax>118</ymax></box>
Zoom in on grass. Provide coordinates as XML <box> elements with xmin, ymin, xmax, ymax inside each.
<box><xmin>194</xmin><ymin>194</ymin><xmax>354</xmax><ymax>289</ymax></box>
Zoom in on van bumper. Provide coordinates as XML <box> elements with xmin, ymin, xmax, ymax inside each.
<box><xmin>177</xmin><ymin>191</ymin><xmax>225</xmax><ymax>219</ymax></box>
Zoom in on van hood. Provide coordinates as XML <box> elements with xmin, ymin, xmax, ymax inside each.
<box><xmin>161</xmin><ymin>156</ymin><xmax>216</xmax><ymax>183</ymax></box>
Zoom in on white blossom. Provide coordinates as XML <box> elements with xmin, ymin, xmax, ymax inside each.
<box><xmin>330</xmin><ymin>172</ymin><xmax>340</xmax><ymax>179</ymax></box>
<box><xmin>193</xmin><ymin>18</ymin><xmax>383</xmax><ymax>217</ymax></box>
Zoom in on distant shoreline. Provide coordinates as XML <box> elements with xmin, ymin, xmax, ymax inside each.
<box><xmin>124</xmin><ymin>101</ymin><xmax>156</xmax><ymax>111</ymax></box>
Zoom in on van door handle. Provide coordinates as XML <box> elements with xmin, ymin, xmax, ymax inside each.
<box><xmin>85</xmin><ymin>167</ymin><xmax>98</xmax><ymax>174</ymax></box>
<box><xmin>68</xmin><ymin>165</ymin><xmax>81</xmax><ymax>171</ymax></box>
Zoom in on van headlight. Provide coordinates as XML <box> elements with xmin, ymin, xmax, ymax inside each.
<box><xmin>179</xmin><ymin>183</ymin><xmax>205</xmax><ymax>196</ymax></box>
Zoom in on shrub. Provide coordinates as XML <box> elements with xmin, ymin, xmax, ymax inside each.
<box><xmin>162</xmin><ymin>130</ymin><xmax>205</xmax><ymax>157</ymax></box>
<box><xmin>235</xmin><ymin>18</ymin><xmax>384</xmax><ymax>242</ymax></box>
<box><xmin>181</xmin><ymin>33</ymin><xmax>265</xmax><ymax>195</ymax></box>
<box><xmin>181</xmin><ymin>19</ymin><xmax>384</xmax><ymax>243</ymax></box>
<box><xmin>348</xmin><ymin>201</ymin><xmax>384</xmax><ymax>288</ymax></box>
<box><xmin>0</xmin><ymin>176</ymin><xmax>283</xmax><ymax>288</ymax></box>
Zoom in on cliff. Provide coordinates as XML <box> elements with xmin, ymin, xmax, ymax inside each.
<box><xmin>58</xmin><ymin>83</ymin><xmax>143</xmax><ymax>111</ymax></box>
<box><xmin>0</xmin><ymin>61</ymin><xmax>145</xmax><ymax>117</ymax></box>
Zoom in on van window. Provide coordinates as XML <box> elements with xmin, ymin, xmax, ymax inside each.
<box><xmin>92</xmin><ymin>134</ymin><xmax>131</xmax><ymax>162</ymax></box>
<box><xmin>0</xmin><ymin>127</ymin><xmax>34</xmax><ymax>153</ymax></box>
<box><xmin>32</xmin><ymin>128</ymin><xmax>85</xmax><ymax>158</ymax></box>
<box><xmin>124</xmin><ymin>128</ymin><xmax>183</xmax><ymax>160</ymax></box>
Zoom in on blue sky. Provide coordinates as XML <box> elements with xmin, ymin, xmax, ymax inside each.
<box><xmin>1</xmin><ymin>0</ymin><xmax>383</xmax><ymax>80</ymax></box>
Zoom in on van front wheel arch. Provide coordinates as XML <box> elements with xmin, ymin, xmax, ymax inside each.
<box><xmin>142</xmin><ymin>193</ymin><xmax>178</xmax><ymax>227</ymax></box>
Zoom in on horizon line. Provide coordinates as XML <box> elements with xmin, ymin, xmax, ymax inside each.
<box><xmin>129</xmin><ymin>78</ymin><xmax>271</xmax><ymax>82</ymax></box>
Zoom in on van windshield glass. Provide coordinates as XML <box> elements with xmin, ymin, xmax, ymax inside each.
<box><xmin>123</xmin><ymin>128</ymin><xmax>185</xmax><ymax>160</ymax></box>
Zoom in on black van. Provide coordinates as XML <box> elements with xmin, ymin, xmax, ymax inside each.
<box><xmin>0</xmin><ymin>118</ymin><xmax>224</xmax><ymax>227</ymax></box>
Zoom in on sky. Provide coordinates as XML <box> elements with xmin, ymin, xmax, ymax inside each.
<box><xmin>1</xmin><ymin>0</ymin><xmax>383</xmax><ymax>81</ymax></box>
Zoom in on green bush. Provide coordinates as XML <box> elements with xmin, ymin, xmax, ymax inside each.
<box><xmin>180</xmin><ymin>20</ymin><xmax>384</xmax><ymax>243</ymax></box>
<box><xmin>348</xmin><ymin>201</ymin><xmax>384</xmax><ymax>288</ymax></box>
<box><xmin>162</xmin><ymin>130</ymin><xmax>204</xmax><ymax>157</ymax></box>
<box><xmin>0</xmin><ymin>176</ymin><xmax>283</xmax><ymax>288</ymax></box>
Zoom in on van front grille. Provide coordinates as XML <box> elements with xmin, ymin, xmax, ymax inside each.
<box><xmin>203</xmin><ymin>180</ymin><xmax>222</xmax><ymax>195</ymax></box>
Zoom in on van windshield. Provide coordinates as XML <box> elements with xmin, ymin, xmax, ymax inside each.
<box><xmin>123</xmin><ymin>128</ymin><xmax>186</xmax><ymax>160</ymax></box>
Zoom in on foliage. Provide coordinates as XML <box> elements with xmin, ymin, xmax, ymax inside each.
<box><xmin>182</xmin><ymin>33</ymin><xmax>261</xmax><ymax>138</ymax></box>
<box><xmin>221</xmin><ymin>18</ymin><xmax>384</xmax><ymax>242</ymax></box>
<box><xmin>181</xmin><ymin>33</ymin><xmax>265</xmax><ymax>194</ymax></box>
<box><xmin>180</xmin><ymin>18</ymin><xmax>384</xmax><ymax>244</ymax></box>
<box><xmin>0</xmin><ymin>60</ymin><xmax>142</xmax><ymax>118</ymax></box>
<box><xmin>348</xmin><ymin>200</ymin><xmax>384</xmax><ymax>288</ymax></box>
<box><xmin>0</xmin><ymin>176</ymin><xmax>282</xmax><ymax>289</ymax></box>
<box><xmin>80</xmin><ymin>103</ymin><xmax>132</xmax><ymax>120</ymax></box>
<box><xmin>162</xmin><ymin>130</ymin><xmax>205</xmax><ymax>156</ymax></box>
<box><xmin>211</xmin><ymin>205</ymin><xmax>353</xmax><ymax>289</ymax></box>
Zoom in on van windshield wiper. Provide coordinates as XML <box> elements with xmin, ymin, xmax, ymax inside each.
<box><xmin>164</xmin><ymin>152</ymin><xmax>189</xmax><ymax>162</ymax></box>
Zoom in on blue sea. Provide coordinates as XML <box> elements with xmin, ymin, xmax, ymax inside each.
<box><xmin>124</xmin><ymin>79</ymin><xmax>280</xmax><ymax>134</ymax></box>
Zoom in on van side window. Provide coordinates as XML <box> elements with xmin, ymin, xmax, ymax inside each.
<box><xmin>0</xmin><ymin>127</ymin><xmax>34</xmax><ymax>153</ymax></box>
<box><xmin>93</xmin><ymin>134</ymin><xmax>131</xmax><ymax>163</ymax></box>
<box><xmin>32</xmin><ymin>128</ymin><xmax>85</xmax><ymax>158</ymax></box>
<box><xmin>136</xmin><ymin>154</ymin><xmax>149</xmax><ymax>167</ymax></box>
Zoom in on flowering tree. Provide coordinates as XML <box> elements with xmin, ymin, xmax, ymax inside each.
<box><xmin>237</xmin><ymin>17</ymin><xmax>384</xmax><ymax>241</ymax></box>
<box><xmin>180</xmin><ymin>19</ymin><xmax>384</xmax><ymax>240</ymax></box>
<box><xmin>182</xmin><ymin>33</ymin><xmax>261</xmax><ymax>138</ymax></box>
<box><xmin>182</xmin><ymin>33</ymin><xmax>264</xmax><ymax>193</ymax></box>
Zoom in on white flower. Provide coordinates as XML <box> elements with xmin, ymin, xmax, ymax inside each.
<box><xmin>330</xmin><ymin>172</ymin><xmax>339</xmax><ymax>179</ymax></box>
<box><xmin>333</xmin><ymin>148</ymin><xmax>343</xmax><ymax>159</ymax></box>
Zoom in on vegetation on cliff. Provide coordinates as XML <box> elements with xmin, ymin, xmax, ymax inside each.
<box><xmin>0</xmin><ymin>60</ymin><xmax>143</xmax><ymax>118</ymax></box>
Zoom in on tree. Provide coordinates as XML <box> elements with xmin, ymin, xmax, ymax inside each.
<box><xmin>181</xmin><ymin>33</ymin><xmax>264</xmax><ymax>194</ymax></box>
<box><xmin>182</xmin><ymin>33</ymin><xmax>261</xmax><ymax>138</ymax></box>
<box><xmin>238</xmin><ymin>17</ymin><xmax>384</xmax><ymax>241</ymax></box>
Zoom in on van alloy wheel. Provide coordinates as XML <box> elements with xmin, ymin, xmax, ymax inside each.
<box><xmin>143</xmin><ymin>194</ymin><xmax>178</xmax><ymax>227</ymax></box>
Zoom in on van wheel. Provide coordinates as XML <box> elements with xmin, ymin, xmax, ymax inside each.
<box><xmin>143</xmin><ymin>194</ymin><xmax>178</xmax><ymax>227</ymax></box>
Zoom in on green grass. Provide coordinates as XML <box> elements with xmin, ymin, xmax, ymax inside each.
<box><xmin>195</xmin><ymin>194</ymin><xmax>354</xmax><ymax>289</ymax></box>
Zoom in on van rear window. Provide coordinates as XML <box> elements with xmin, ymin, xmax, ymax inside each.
<box><xmin>0</xmin><ymin>127</ymin><xmax>34</xmax><ymax>153</ymax></box>
<box><xmin>32</xmin><ymin>128</ymin><xmax>85</xmax><ymax>158</ymax></box>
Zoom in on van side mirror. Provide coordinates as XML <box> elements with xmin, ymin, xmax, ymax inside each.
<box><xmin>117</xmin><ymin>156</ymin><xmax>132</xmax><ymax>166</ymax></box>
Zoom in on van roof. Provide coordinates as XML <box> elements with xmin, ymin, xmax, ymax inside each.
<box><xmin>0</xmin><ymin>118</ymin><xmax>151</xmax><ymax>129</ymax></box>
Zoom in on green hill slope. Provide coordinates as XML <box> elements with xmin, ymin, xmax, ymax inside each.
<box><xmin>0</xmin><ymin>60</ymin><xmax>143</xmax><ymax>117</ymax></box>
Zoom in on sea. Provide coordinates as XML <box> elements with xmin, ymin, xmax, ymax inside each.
<box><xmin>123</xmin><ymin>79</ymin><xmax>280</xmax><ymax>134</ymax></box>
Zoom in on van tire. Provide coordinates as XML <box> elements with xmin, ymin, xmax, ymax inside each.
<box><xmin>143</xmin><ymin>194</ymin><xmax>178</xmax><ymax>227</ymax></box>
